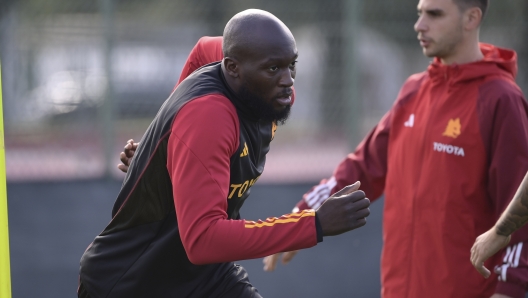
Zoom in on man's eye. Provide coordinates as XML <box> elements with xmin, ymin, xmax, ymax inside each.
<box><xmin>290</xmin><ymin>61</ymin><xmax>297</xmax><ymax>68</ymax></box>
<box><xmin>269</xmin><ymin>66</ymin><xmax>278</xmax><ymax>71</ymax></box>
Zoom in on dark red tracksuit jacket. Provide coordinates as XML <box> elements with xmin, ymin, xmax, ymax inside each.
<box><xmin>79</xmin><ymin>38</ymin><xmax>317</xmax><ymax>297</ymax></box>
<box><xmin>297</xmin><ymin>43</ymin><xmax>528</xmax><ymax>297</ymax></box>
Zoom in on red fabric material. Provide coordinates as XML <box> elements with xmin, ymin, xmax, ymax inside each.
<box><xmin>300</xmin><ymin>43</ymin><xmax>528</xmax><ymax>297</ymax></box>
<box><xmin>495</xmin><ymin>284</ymin><xmax>526</xmax><ymax>298</ymax></box>
<box><xmin>166</xmin><ymin>96</ymin><xmax>317</xmax><ymax>264</ymax></box>
<box><xmin>494</xmin><ymin>241</ymin><xmax>528</xmax><ymax>297</ymax></box>
<box><xmin>175</xmin><ymin>36</ymin><xmax>224</xmax><ymax>89</ymax></box>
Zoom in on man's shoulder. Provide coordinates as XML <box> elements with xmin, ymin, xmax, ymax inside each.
<box><xmin>392</xmin><ymin>71</ymin><xmax>428</xmax><ymax>107</ymax></box>
<box><xmin>187</xmin><ymin>94</ymin><xmax>235</xmax><ymax>111</ymax></box>
<box><xmin>477</xmin><ymin>76</ymin><xmax>525</xmax><ymax>106</ymax></box>
<box><xmin>182</xmin><ymin>94</ymin><xmax>238</xmax><ymax>123</ymax></box>
<box><xmin>170</xmin><ymin>94</ymin><xmax>240</xmax><ymax>162</ymax></box>
<box><xmin>405</xmin><ymin>71</ymin><xmax>428</xmax><ymax>86</ymax></box>
<box><xmin>480</xmin><ymin>76</ymin><xmax>523</xmax><ymax>96</ymax></box>
<box><xmin>175</xmin><ymin>63</ymin><xmax>225</xmax><ymax>97</ymax></box>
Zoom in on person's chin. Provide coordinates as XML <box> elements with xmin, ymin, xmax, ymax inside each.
<box><xmin>424</xmin><ymin>48</ymin><xmax>436</xmax><ymax>58</ymax></box>
<box><xmin>273</xmin><ymin>104</ymin><xmax>288</xmax><ymax>111</ymax></box>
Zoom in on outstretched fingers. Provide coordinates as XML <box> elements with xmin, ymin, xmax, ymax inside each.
<box><xmin>281</xmin><ymin>250</ymin><xmax>298</xmax><ymax>264</ymax></box>
<box><xmin>263</xmin><ymin>253</ymin><xmax>280</xmax><ymax>272</ymax></box>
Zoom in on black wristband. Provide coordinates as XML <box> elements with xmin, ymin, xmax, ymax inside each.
<box><xmin>315</xmin><ymin>212</ymin><xmax>323</xmax><ymax>243</ymax></box>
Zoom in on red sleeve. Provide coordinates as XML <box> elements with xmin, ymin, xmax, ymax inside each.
<box><xmin>295</xmin><ymin>109</ymin><xmax>391</xmax><ymax>211</ymax></box>
<box><xmin>477</xmin><ymin>80</ymin><xmax>528</xmax><ymax>296</ymax></box>
<box><xmin>167</xmin><ymin>95</ymin><xmax>318</xmax><ymax>265</ymax></box>
<box><xmin>294</xmin><ymin>74</ymin><xmax>425</xmax><ymax>212</ymax></box>
<box><xmin>174</xmin><ymin>36</ymin><xmax>224</xmax><ymax>89</ymax></box>
<box><xmin>495</xmin><ymin>241</ymin><xmax>528</xmax><ymax>297</ymax></box>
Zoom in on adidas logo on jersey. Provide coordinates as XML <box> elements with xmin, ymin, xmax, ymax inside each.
<box><xmin>240</xmin><ymin>142</ymin><xmax>249</xmax><ymax>157</ymax></box>
<box><xmin>404</xmin><ymin>114</ymin><xmax>414</xmax><ymax>127</ymax></box>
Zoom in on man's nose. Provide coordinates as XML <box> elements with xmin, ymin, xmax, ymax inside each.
<box><xmin>279</xmin><ymin>68</ymin><xmax>294</xmax><ymax>87</ymax></box>
<box><xmin>414</xmin><ymin>15</ymin><xmax>427</xmax><ymax>33</ymax></box>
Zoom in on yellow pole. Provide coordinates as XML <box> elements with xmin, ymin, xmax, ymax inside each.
<box><xmin>0</xmin><ymin>63</ymin><xmax>12</xmax><ymax>298</ymax></box>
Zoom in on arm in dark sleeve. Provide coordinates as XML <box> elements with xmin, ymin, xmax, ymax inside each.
<box><xmin>174</xmin><ymin>36</ymin><xmax>224</xmax><ymax>89</ymax></box>
<box><xmin>478</xmin><ymin>82</ymin><xmax>528</xmax><ymax>297</ymax></box>
<box><xmin>295</xmin><ymin>110</ymin><xmax>391</xmax><ymax>211</ymax></box>
<box><xmin>167</xmin><ymin>95</ymin><xmax>318</xmax><ymax>265</ymax></box>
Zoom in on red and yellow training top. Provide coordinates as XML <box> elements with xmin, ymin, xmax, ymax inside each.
<box><xmin>79</xmin><ymin>37</ymin><xmax>316</xmax><ymax>298</ymax></box>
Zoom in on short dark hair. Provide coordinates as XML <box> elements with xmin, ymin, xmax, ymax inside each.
<box><xmin>453</xmin><ymin>0</ymin><xmax>488</xmax><ymax>18</ymax></box>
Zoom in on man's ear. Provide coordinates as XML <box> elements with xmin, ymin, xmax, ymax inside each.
<box><xmin>223</xmin><ymin>57</ymin><xmax>239</xmax><ymax>78</ymax></box>
<box><xmin>464</xmin><ymin>7</ymin><xmax>482</xmax><ymax>31</ymax></box>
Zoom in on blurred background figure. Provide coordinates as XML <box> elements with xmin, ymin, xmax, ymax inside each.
<box><xmin>0</xmin><ymin>0</ymin><xmax>527</xmax><ymax>297</ymax></box>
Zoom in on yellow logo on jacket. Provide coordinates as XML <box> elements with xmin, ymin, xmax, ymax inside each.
<box><xmin>271</xmin><ymin>121</ymin><xmax>277</xmax><ymax>141</ymax></box>
<box><xmin>240</xmin><ymin>142</ymin><xmax>249</xmax><ymax>157</ymax></box>
<box><xmin>229</xmin><ymin>175</ymin><xmax>260</xmax><ymax>199</ymax></box>
<box><xmin>442</xmin><ymin>118</ymin><xmax>461</xmax><ymax>138</ymax></box>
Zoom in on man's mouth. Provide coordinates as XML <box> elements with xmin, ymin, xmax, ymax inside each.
<box><xmin>275</xmin><ymin>89</ymin><xmax>293</xmax><ymax>106</ymax></box>
<box><xmin>418</xmin><ymin>36</ymin><xmax>431</xmax><ymax>48</ymax></box>
<box><xmin>275</xmin><ymin>90</ymin><xmax>293</xmax><ymax>106</ymax></box>
<box><xmin>275</xmin><ymin>96</ymin><xmax>291</xmax><ymax>106</ymax></box>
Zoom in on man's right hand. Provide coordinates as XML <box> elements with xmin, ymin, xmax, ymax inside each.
<box><xmin>117</xmin><ymin>139</ymin><xmax>139</xmax><ymax>173</ymax></box>
<box><xmin>316</xmin><ymin>181</ymin><xmax>370</xmax><ymax>236</ymax></box>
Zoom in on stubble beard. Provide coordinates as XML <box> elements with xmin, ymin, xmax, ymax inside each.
<box><xmin>426</xmin><ymin>23</ymin><xmax>465</xmax><ymax>61</ymax></box>
<box><xmin>238</xmin><ymin>85</ymin><xmax>291</xmax><ymax>124</ymax></box>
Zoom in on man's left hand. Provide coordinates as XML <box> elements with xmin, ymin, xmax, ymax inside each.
<box><xmin>262</xmin><ymin>250</ymin><xmax>298</xmax><ymax>272</ymax></box>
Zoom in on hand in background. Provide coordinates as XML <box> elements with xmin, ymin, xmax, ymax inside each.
<box><xmin>117</xmin><ymin>139</ymin><xmax>139</xmax><ymax>173</ymax></box>
<box><xmin>470</xmin><ymin>227</ymin><xmax>511</xmax><ymax>278</ymax></box>
<box><xmin>262</xmin><ymin>250</ymin><xmax>298</xmax><ymax>272</ymax></box>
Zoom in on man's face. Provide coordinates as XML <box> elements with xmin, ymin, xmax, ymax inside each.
<box><xmin>236</xmin><ymin>39</ymin><xmax>297</xmax><ymax>123</ymax></box>
<box><xmin>414</xmin><ymin>0</ymin><xmax>465</xmax><ymax>60</ymax></box>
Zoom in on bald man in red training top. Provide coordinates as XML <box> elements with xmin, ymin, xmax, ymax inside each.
<box><xmin>80</xmin><ymin>9</ymin><xmax>370</xmax><ymax>298</ymax></box>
